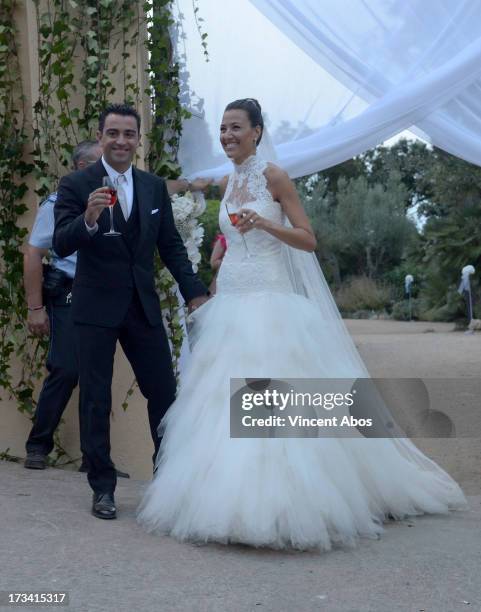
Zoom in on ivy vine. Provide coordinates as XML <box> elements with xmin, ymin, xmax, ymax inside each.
<box><xmin>0</xmin><ymin>0</ymin><xmax>41</xmax><ymax>428</ymax></box>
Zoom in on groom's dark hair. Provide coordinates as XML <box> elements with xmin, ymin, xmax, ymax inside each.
<box><xmin>98</xmin><ymin>103</ymin><xmax>141</xmax><ymax>133</ymax></box>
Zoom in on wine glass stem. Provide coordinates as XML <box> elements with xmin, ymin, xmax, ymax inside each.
<box><xmin>241</xmin><ymin>234</ymin><xmax>250</xmax><ymax>256</ymax></box>
<box><xmin>109</xmin><ymin>206</ymin><xmax>114</xmax><ymax>232</ymax></box>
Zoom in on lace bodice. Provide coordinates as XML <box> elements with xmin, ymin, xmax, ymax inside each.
<box><xmin>217</xmin><ymin>155</ymin><xmax>293</xmax><ymax>295</ymax></box>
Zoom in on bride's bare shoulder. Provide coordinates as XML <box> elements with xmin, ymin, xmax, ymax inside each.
<box><xmin>264</xmin><ymin>163</ymin><xmax>291</xmax><ymax>190</ymax></box>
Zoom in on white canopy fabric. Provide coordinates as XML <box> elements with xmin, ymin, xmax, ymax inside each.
<box><xmin>175</xmin><ymin>0</ymin><xmax>481</xmax><ymax>179</ymax></box>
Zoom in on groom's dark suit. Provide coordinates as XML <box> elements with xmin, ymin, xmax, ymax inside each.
<box><xmin>53</xmin><ymin>159</ymin><xmax>207</xmax><ymax>494</ymax></box>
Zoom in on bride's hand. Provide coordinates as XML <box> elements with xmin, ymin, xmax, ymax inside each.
<box><xmin>236</xmin><ymin>208</ymin><xmax>266</xmax><ymax>233</ymax></box>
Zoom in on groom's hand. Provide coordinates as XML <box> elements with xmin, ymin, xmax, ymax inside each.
<box><xmin>85</xmin><ymin>187</ymin><xmax>111</xmax><ymax>227</ymax></box>
<box><xmin>187</xmin><ymin>295</ymin><xmax>210</xmax><ymax>314</ymax></box>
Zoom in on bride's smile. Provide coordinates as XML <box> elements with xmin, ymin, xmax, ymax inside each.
<box><xmin>220</xmin><ymin>108</ymin><xmax>262</xmax><ymax>165</ymax></box>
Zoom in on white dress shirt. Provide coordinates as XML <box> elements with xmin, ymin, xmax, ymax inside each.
<box><xmin>85</xmin><ymin>157</ymin><xmax>134</xmax><ymax>233</ymax></box>
<box><xmin>101</xmin><ymin>156</ymin><xmax>134</xmax><ymax>217</ymax></box>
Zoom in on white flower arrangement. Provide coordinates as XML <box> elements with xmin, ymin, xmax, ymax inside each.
<box><xmin>170</xmin><ymin>191</ymin><xmax>206</xmax><ymax>273</ymax></box>
<box><xmin>154</xmin><ymin>190</ymin><xmax>206</xmax><ymax>376</ymax></box>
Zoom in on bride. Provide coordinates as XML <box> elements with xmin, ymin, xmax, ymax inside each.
<box><xmin>137</xmin><ymin>98</ymin><xmax>466</xmax><ymax>551</ymax></box>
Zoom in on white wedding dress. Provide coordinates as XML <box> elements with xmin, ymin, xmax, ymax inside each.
<box><xmin>137</xmin><ymin>155</ymin><xmax>466</xmax><ymax>551</ymax></box>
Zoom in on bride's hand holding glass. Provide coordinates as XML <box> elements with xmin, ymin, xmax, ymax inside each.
<box><xmin>236</xmin><ymin>208</ymin><xmax>265</xmax><ymax>233</ymax></box>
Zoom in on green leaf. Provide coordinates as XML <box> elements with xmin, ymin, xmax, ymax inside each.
<box><xmin>56</xmin><ymin>88</ymin><xmax>68</xmax><ymax>101</ymax></box>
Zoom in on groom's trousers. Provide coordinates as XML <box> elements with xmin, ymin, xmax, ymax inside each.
<box><xmin>74</xmin><ymin>290</ymin><xmax>176</xmax><ymax>495</ymax></box>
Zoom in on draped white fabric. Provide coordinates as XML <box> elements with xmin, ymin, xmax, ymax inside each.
<box><xmin>175</xmin><ymin>0</ymin><xmax>481</xmax><ymax>179</ymax></box>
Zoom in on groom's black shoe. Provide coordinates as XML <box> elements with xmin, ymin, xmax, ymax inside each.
<box><xmin>92</xmin><ymin>492</ymin><xmax>117</xmax><ymax>520</ymax></box>
<box><xmin>24</xmin><ymin>452</ymin><xmax>47</xmax><ymax>470</ymax></box>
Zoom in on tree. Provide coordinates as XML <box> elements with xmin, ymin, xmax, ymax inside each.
<box><xmin>362</xmin><ymin>139</ymin><xmax>435</xmax><ymax>212</ymax></box>
<box><xmin>416</xmin><ymin>147</ymin><xmax>481</xmax><ymax>219</ymax></box>
<box><xmin>407</xmin><ymin>148</ymin><xmax>481</xmax><ymax>320</ymax></box>
<box><xmin>300</xmin><ymin>177</ymin><xmax>341</xmax><ymax>283</ymax></box>
<box><xmin>334</xmin><ymin>173</ymin><xmax>416</xmax><ymax>278</ymax></box>
<box><xmin>298</xmin><ymin>140</ymin><xmax>481</xmax><ymax>321</ymax></box>
<box><xmin>300</xmin><ymin>170</ymin><xmax>416</xmax><ymax>282</ymax></box>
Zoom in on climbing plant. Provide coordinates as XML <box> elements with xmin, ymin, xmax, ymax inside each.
<box><xmin>0</xmin><ymin>0</ymin><xmax>40</xmax><ymax>426</ymax></box>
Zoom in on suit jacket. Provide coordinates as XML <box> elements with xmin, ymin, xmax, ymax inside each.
<box><xmin>53</xmin><ymin>159</ymin><xmax>207</xmax><ymax>327</ymax></box>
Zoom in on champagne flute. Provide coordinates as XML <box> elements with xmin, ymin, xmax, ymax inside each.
<box><xmin>225</xmin><ymin>201</ymin><xmax>251</xmax><ymax>258</ymax></box>
<box><xmin>102</xmin><ymin>176</ymin><xmax>121</xmax><ymax>236</ymax></box>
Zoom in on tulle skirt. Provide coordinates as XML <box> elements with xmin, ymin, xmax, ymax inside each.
<box><xmin>137</xmin><ymin>292</ymin><xmax>467</xmax><ymax>551</ymax></box>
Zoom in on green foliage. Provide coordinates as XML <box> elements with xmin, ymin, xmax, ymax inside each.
<box><xmin>391</xmin><ymin>298</ymin><xmax>420</xmax><ymax>321</ymax></box>
<box><xmin>362</xmin><ymin>139</ymin><xmax>434</xmax><ymax>211</ymax></box>
<box><xmin>192</xmin><ymin>0</ymin><xmax>209</xmax><ymax>61</ymax></box>
<box><xmin>301</xmin><ymin>180</ymin><xmax>343</xmax><ymax>285</ymax></box>
<box><xmin>416</xmin><ymin>147</ymin><xmax>481</xmax><ymax>219</ymax></box>
<box><xmin>382</xmin><ymin>260</ymin><xmax>421</xmax><ymax>301</ymax></box>
<box><xmin>409</xmin><ymin>151</ymin><xmax>481</xmax><ymax>322</ymax></box>
<box><xmin>136</xmin><ymin>4</ymin><xmax>208</xmax><ymax>375</ymax></box>
<box><xmin>335</xmin><ymin>173</ymin><xmax>415</xmax><ymax>278</ymax></box>
<box><xmin>418</xmin><ymin>288</ymin><xmax>465</xmax><ymax>322</ymax></box>
<box><xmin>145</xmin><ymin>0</ymin><xmax>189</xmax><ymax>178</ymax></box>
<box><xmin>0</xmin><ymin>448</ymin><xmax>20</xmax><ymax>463</ymax></box>
<box><xmin>300</xmin><ymin>168</ymin><xmax>416</xmax><ymax>284</ymax></box>
<box><xmin>299</xmin><ymin>140</ymin><xmax>481</xmax><ymax>322</ymax></box>
<box><xmin>196</xmin><ymin>199</ymin><xmax>221</xmax><ymax>286</ymax></box>
<box><xmin>31</xmin><ymin>0</ymin><xmax>146</xmax><ymax>193</ymax></box>
<box><xmin>334</xmin><ymin>276</ymin><xmax>392</xmax><ymax>316</ymax></box>
<box><xmin>0</xmin><ymin>0</ymin><xmax>47</xmax><ymax>424</ymax></box>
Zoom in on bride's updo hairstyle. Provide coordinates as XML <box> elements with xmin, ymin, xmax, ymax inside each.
<box><xmin>225</xmin><ymin>98</ymin><xmax>264</xmax><ymax>146</ymax></box>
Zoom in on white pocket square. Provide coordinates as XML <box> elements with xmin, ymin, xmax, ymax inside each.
<box><xmin>151</xmin><ymin>208</ymin><xmax>159</xmax><ymax>215</ymax></box>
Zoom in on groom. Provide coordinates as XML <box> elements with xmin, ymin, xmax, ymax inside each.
<box><xmin>53</xmin><ymin>103</ymin><xmax>208</xmax><ymax>519</ymax></box>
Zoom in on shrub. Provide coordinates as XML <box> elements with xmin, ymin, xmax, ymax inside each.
<box><xmin>391</xmin><ymin>298</ymin><xmax>420</xmax><ymax>321</ymax></box>
<box><xmin>334</xmin><ymin>276</ymin><xmax>392</xmax><ymax>315</ymax></box>
<box><xmin>418</xmin><ymin>288</ymin><xmax>466</xmax><ymax>322</ymax></box>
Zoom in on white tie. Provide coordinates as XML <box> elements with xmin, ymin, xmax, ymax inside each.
<box><xmin>116</xmin><ymin>174</ymin><xmax>129</xmax><ymax>220</ymax></box>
